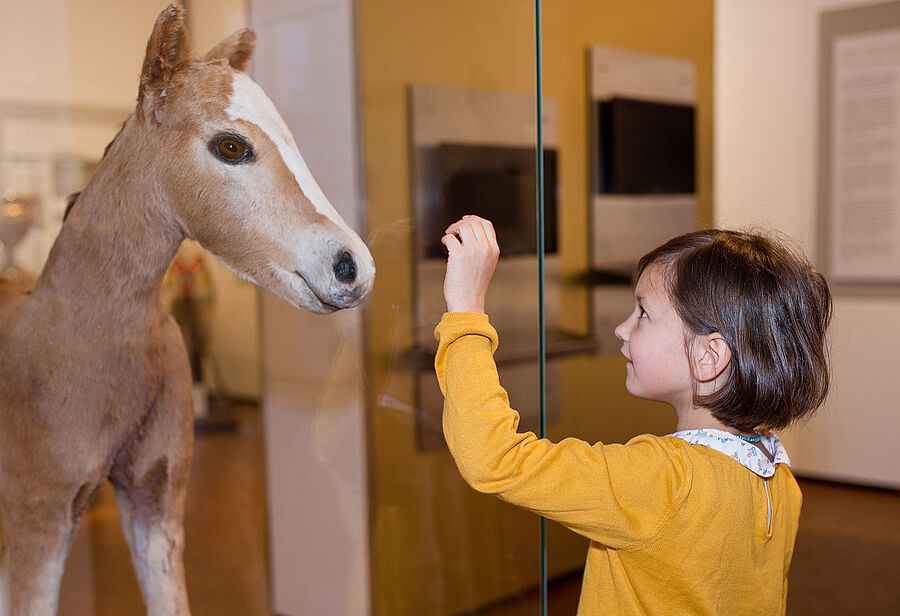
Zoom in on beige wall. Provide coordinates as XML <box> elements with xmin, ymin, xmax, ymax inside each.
<box><xmin>715</xmin><ymin>0</ymin><xmax>900</xmax><ymax>488</ymax></box>
<box><xmin>0</xmin><ymin>0</ymin><xmax>163</xmax><ymax>108</ymax></box>
<box><xmin>358</xmin><ymin>1</ymin><xmax>713</xmax><ymax>613</ymax></box>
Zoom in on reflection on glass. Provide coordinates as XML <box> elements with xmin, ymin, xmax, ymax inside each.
<box><xmin>360</xmin><ymin>1</ymin><xmax>545</xmax><ymax>613</ymax></box>
<box><xmin>420</xmin><ymin>144</ymin><xmax>557</xmax><ymax>259</ymax></box>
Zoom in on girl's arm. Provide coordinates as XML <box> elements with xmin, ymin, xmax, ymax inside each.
<box><xmin>436</xmin><ymin>217</ymin><xmax>690</xmax><ymax>547</ymax></box>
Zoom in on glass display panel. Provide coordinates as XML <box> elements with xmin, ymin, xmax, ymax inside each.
<box><xmin>540</xmin><ymin>2</ymin><xmax>714</xmax><ymax>614</ymax></box>
<box><xmin>359</xmin><ymin>2</ymin><xmax>546</xmax><ymax>612</ymax></box>
<box><xmin>0</xmin><ymin>1</ymin><xmax>687</xmax><ymax>615</ymax></box>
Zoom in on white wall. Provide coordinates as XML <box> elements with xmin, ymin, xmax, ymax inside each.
<box><xmin>251</xmin><ymin>1</ymin><xmax>371</xmax><ymax>614</ymax></box>
<box><xmin>0</xmin><ymin>0</ymin><xmax>247</xmax><ymax>108</ymax></box>
<box><xmin>0</xmin><ymin>0</ymin><xmax>161</xmax><ymax>108</ymax></box>
<box><xmin>715</xmin><ymin>0</ymin><xmax>900</xmax><ymax>488</ymax></box>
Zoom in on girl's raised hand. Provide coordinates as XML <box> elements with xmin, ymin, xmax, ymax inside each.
<box><xmin>441</xmin><ymin>215</ymin><xmax>500</xmax><ymax>313</ymax></box>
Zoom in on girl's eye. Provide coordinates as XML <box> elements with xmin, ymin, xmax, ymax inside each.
<box><xmin>209</xmin><ymin>133</ymin><xmax>254</xmax><ymax>164</ymax></box>
<box><xmin>639</xmin><ymin>306</ymin><xmax>648</xmax><ymax>318</ymax></box>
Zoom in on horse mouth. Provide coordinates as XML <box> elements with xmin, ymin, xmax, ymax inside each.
<box><xmin>292</xmin><ymin>270</ymin><xmax>342</xmax><ymax>312</ymax></box>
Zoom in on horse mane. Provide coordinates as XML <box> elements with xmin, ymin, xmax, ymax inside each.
<box><xmin>63</xmin><ymin>120</ymin><xmax>127</xmax><ymax>222</ymax></box>
<box><xmin>63</xmin><ymin>192</ymin><xmax>81</xmax><ymax>222</ymax></box>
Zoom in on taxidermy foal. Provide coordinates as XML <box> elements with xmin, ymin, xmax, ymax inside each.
<box><xmin>0</xmin><ymin>5</ymin><xmax>374</xmax><ymax>615</ymax></box>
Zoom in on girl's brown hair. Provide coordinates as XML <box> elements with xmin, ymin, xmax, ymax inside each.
<box><xmin>639</xmin><ymin>229</ymin><xmax>833</xmax><ymax>431</ymax></box>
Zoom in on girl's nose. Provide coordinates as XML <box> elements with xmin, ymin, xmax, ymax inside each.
<box><xmin>614</xmin><ymin>317</ymin><xmax>630</xmax><ymax>342</ymax></box>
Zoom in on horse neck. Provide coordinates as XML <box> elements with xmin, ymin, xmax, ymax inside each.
<box><xmin>34</xmin><ymin>139</ymin><xmax>184</xmax><ymax>326</ymax></box>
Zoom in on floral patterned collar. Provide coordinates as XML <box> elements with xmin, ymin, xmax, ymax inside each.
<box><xmin>667</xmin><ymin>429</ymin><xmax>791</xmax><ymax>478</ymax></box>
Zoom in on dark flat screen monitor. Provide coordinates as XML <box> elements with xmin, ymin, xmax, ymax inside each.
<box><xmin>422</xmin><ymin>143</ymin><xmax>558</xmax><ymax>259</ymax></box>
<box><xmin>596</xmin><ymin>97</ymin><xmax>695</xmax><ymax>194</ymax></box>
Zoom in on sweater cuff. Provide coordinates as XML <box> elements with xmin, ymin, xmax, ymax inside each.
<box><xmin>434</xmin><ymin>312</ymin><xmax>499</xmax><ymax>354</ymax></box>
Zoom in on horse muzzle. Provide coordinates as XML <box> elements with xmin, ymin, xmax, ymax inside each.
<box><xmin>326</xmin><ymin>248</ymin><xmax>375</xmax><ymax>308</ymax></box>
<box><xmin>294</xmin><ymin>246</ymin><xmax>374</xmax><ymax>312</ymax></box>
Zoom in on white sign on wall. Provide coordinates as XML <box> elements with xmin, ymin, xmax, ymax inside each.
<box><xmin>819</xmin><ymin>3</ymin><xmax>900</xmax><ymax>290</ymax></box>
<box><xmin>828</xmin><ymin>29</ymin><xmax>900</xmax><ymax>284</ymax></box>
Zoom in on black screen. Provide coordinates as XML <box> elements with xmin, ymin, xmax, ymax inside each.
<box><xmin>596</xmin><ymin>97</ymin><xmax>695</xmax><ymax>194</ymax></box>
<box><xmin>422</xmin><ymin>143</ymin><xmax>558</xmax><ymax>258</ymax></box>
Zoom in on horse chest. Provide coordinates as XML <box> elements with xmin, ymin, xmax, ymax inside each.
<box><xmin>2</xmin><ymin>314</ymin><xmax>178</xmax><ymax>421</ymax></box>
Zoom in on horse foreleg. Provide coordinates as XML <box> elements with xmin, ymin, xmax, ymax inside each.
<box><xmin>112</xmin><ymin>453</ymin><xmax>192</xmax><ymax>616</ymax></box>
<box><xmin>0</xmin><ymin>499</ymin><xmax>77</xmax><ymax>616</ymax></box>
<box><xmin>115</xmin><ymin>485</ymin><xmax>189</xmax><ymax>616</ymax></box>
<box><xmin>1</xmin><ymin>513</ymin><xmax>7</xmax><ymax>616</ymax></box>
<box><xmin>110</xmin><ymin>398</ymin><xmax>194</xmax><ymax>616</ymax></box>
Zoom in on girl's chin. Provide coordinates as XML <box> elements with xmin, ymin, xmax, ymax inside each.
<box><xmin>624</xmin><ymin>379</ymin><xmax>656</xmax><ymax>403</ymax></box>
<box><xmin>624</xmin><ymin>377</ymin><xmax>639</xmax><ymax>397</ymax></box>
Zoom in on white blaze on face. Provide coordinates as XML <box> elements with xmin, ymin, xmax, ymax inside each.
<box><xmin>224</xmin><ymin>72</ymin><xmax>351</xmax><ymax>234</ymax></box>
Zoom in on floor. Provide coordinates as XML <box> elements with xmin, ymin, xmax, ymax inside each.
<box><xmin>57</xmin><ymin>402</ymin><xmax>899</xmax><ymax>615</ymax></box>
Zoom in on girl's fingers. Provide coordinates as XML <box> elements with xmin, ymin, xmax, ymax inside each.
<box><xmin>441</xmin><ymin>232</ymin><xmax>461</xmax><ymax>252</ymax></box>
<box><xmin>462</xmin><ymin>216</ymin><xmax>497</xmax><ymax>247</ymax></box>
<box><xmin>446</xmin><ymin>215</ymin><xmax>486</xmax><ymax>236</ymax></box>
<box><xmin>468</xmin><ymin>220</ymin><xmax>487</xmax><ymax>243</ymax></box>
<box><xmin>446</xmin><ymin>216</ymin><xmax>497</xmax><ymax>250</ymax></box>
<box><xmin>444</xmin><ymin>219</ymin><xmax>464</xmax><ymax>235</ymax></box>
<box><xmin>482</xmin><ymin>219</ymin><xmax>497</xmax><ymax>245</ymax></box>
<box><xmin>455</xmin><ymin>220</ymin><xmax>479</xmax><ymax>245</ymax></box>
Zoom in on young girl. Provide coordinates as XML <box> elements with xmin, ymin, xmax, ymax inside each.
<box><xmin>435</xmin><ymin>215</ymin><xmax>832</xmax><ymax>615</ymax></box>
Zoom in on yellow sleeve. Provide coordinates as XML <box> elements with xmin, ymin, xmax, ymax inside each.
<box><xmin>434</xmin><ymin>312</ymin><xmax>692</xmax><ymax>548</ymax></box>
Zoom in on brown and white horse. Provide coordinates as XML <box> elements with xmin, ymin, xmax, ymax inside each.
<box><xmin>0</xmin><ymin>6</ymin><xmax>374</xmax><ymax>615</ymax></box>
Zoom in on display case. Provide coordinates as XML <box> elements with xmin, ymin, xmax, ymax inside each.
<box><xmin>2</xmin><ymin>1</ymin><xmax>715</xmax><ymax>614</ymax></box>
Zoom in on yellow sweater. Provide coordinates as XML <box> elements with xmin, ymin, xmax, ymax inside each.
<box><xmin>435</xmin><ymin>312</ymin><xmax>802</xmax><ymax>616</ymax></box>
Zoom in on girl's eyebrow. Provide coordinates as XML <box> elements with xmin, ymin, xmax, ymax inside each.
<box><xmin>635</xmin><ymin>293</ymin><xmax>657</xmax><ymax>314</ymax></box>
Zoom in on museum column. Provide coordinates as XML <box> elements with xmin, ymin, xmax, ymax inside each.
<box><xmin>251</xmin><ymin>1</ymin><xmax>371</xmax><ymax>614</ymax></box>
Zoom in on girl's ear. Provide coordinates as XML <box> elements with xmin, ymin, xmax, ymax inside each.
<box><xmin>693</xmin><ymin>333</ymin><xmax>732</xmax><ymax>383</ymax></box>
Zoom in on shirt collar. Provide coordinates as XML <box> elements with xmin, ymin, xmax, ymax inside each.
<box><xmin>667</xmin><ymin>428</ymin><xmax>791</xmax><ymax>478</ymax></box>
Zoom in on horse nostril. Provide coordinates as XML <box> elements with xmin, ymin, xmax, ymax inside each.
<box><xmin>333</xmin><ymin>251</ymin><xmax>357</xmax><ymax>284</ymax></box>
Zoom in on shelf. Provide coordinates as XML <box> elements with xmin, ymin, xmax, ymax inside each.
<box><xmin>397</xmin><ymin>329</ymin><xmax>603</xmax><ymax>371</ymax></box>
<box><xmin>570</xmin><ymin>268</ymin><xmax>634</xmax><ymax>287</ymax></box>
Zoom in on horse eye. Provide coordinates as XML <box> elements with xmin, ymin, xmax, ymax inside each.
<box><xmin>219</xmin><ymin>139</ymin><xmax>243</xmax><ymax>158</ymax></box>
<box><xmin>209</xmin><ymin>134</ymin><xmax>253</xmax><ymax>164</ymax></box>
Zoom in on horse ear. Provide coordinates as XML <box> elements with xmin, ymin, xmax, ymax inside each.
<box><xmin>204</xmin><ymin>28</ymin><xmax>257</xmax><ymax>72</ymax></box>
<box><xmin>138</xmin><ymin>4</ymin><xmax>192</xmax><ymax>122</ymax></box>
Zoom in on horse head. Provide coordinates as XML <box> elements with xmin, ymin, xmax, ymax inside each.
<box><xmin>125</xmin><ymin>5</ymin><xmax>374</xmax><ymax>313</ymax></box>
